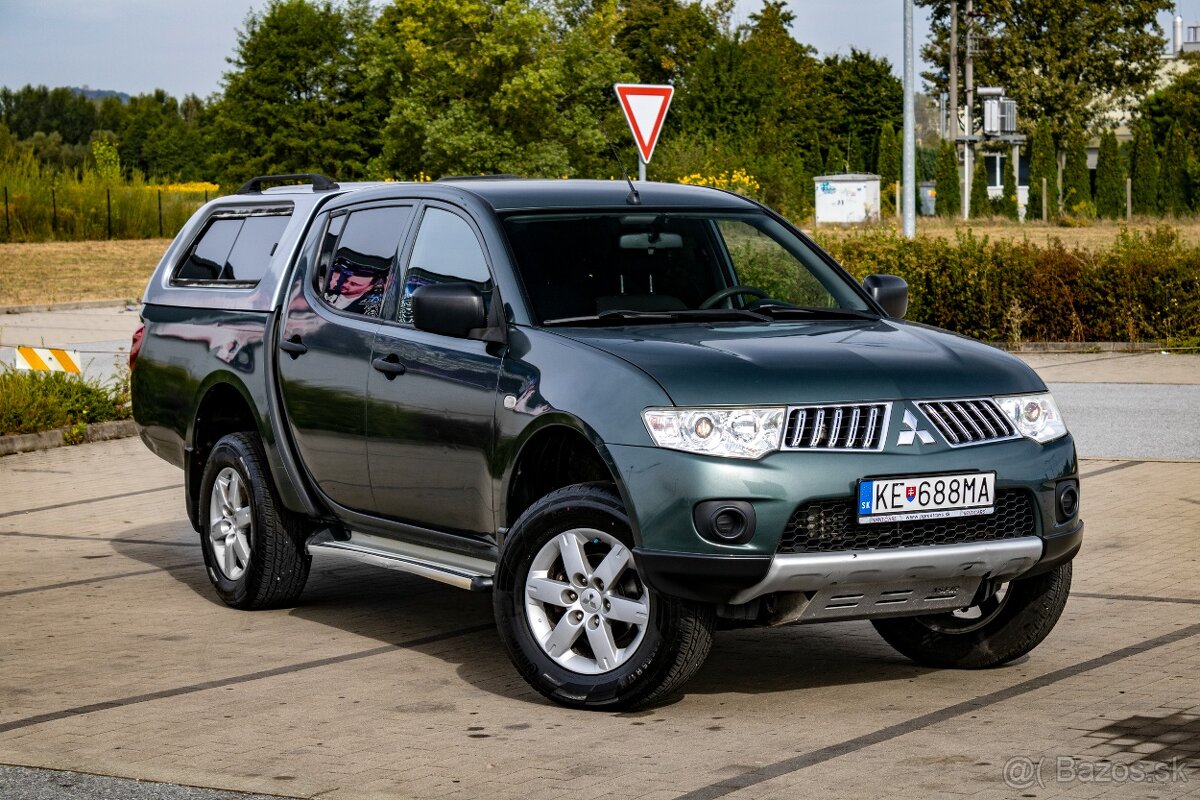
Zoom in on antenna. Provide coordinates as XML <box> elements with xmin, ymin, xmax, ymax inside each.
<box><xmin>600</xmin><ymin>129</ymin><xmax>642</xmax><ymax>206</ymax></box>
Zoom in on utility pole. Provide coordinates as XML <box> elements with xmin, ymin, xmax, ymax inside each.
<box><xmin>962</xmin><ymin>0</ymin><xmax>973</xmax><ymax>220</ymax></box>
<box><xmin>949</xmin><ymin>1</ymin><xmax>958</xmax><ymax>143</ymax></box>
<box><xmin>903</xmin><ymin>0</ymin><xmax>916</xmax><ymax>238</ymax></box>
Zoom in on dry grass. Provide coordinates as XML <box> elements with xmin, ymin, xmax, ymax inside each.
<box><xmin>0</xmin><ymin>239</ymin><xmax>169</xmax><ymax>307</ymax></box>
<box><xmin>810</xmin><ymin>216</ymin><xmax>1200</xmax><ymax>249</ymax></box>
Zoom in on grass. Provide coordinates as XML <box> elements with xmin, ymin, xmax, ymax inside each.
<box><xmin>0</xmin><ymin>368</ymin><xmax>131</xmax><ymax>437</ymax></box>
<box><xmin>0</xmin><ymin>239</ymin><xmax>169</xmax><ymax>307</ymax></box>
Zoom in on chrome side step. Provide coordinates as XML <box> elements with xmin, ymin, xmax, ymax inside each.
<box><xmin>307</xmin><ymin>530</ymin><xmax>494</xmax><ymax>592</ymax></box>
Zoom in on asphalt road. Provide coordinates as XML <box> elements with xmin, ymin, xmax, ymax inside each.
<box><xmin>1050</xmin><ymin>382</ymin><xmax>1200</xmax><ymax>460</ymax></box>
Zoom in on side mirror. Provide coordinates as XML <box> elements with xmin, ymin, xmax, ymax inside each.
<box><xmin>863</xmin><ymin>274</ymin><xmax>909</xmax><ymax>319</ymax></box>
<box><xmin>412</xmin><ymin>282</ymin><xmax>487</xmax><ymax>338</ymax></box>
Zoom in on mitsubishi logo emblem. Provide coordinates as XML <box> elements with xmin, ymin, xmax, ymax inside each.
<box><xmin>897</xmin><ymin>409</ymin><xmax>936</xmax><ymax>446</ymax></box>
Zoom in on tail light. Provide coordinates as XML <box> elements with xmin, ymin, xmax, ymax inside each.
<box><xmin>130</xmin><ymin>323</ymin><xmax>145</xmax><ymax>370</ymax></box>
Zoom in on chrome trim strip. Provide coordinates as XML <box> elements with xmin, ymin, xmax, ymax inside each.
<box><xmin>728</xmin><ymin>537</ymin><xmax>1044</xmax><ymax>605</ymax></box>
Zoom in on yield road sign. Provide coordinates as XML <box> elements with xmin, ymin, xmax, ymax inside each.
<box><xmin>614</xmin><ymin>84</ymin><xmax>674</xmax><ymax>164</ymax></box>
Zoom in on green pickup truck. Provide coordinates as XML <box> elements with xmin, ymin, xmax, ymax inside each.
<box><xmin>131</xmin><ymin>174</ymin><xmax>1082</xmax><ymax>709</ymax></box>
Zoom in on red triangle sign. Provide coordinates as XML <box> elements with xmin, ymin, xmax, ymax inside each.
<box><xmin>614</xmin><ymin>84</ymin><xmax>674</xmax><ymax>164</ymax></box>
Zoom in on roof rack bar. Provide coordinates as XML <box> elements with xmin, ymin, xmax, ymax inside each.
<box><xmin>236</xmin><ymin>173</ymin><xmax>340</xmax><ymax>195</ymax></box>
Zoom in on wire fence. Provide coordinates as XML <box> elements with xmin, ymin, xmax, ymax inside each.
<box><xmin>1</xmin><ymin>182</ymin><xmax>213</xmax><ymax>242</ymax></box>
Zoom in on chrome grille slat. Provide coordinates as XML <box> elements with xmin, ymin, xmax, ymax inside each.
<box><xmin>783</xmin><ymin>403</ymin><xmax>890</xmax><ymax>452</ymax></box>
<box><xmin>916</xmin><ymin>398</ymin><xmax>1019</xmax><ymax>448</ymax></box>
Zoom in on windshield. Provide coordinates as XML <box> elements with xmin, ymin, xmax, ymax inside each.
<box><xmin>501</xmin><ymin>211</ymin><xmax>873</xmax><ymax>325</ymax></box>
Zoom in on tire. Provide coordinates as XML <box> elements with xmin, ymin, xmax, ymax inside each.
<box><xmin>198</xmin><ymin>432</ymin><xmax>311</xmax><ymax>609</ymax></box>
<box><xmin>493</xmin><ymin>483</ymin><xmax>715</xmax><ymax>710</ymax></box>
<box><xmin>872</xmin><ymin>562</ymin><xmax>1072</xmax><ymax>669</ymax></box>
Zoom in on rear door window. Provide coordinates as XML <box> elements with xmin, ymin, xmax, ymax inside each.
<box><xmin>315</xmin><ymin>205</ymin><xmax>413</xmax><ymax>318</ymax></box>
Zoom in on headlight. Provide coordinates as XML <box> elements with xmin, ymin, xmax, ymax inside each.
<box><xmin>642</xmin><ymin>407</ymin><xmax>786</xmax><ymax>459</ymax></box>
<box><xmin>994</xmin><ymin>392</ymin><xmax>1067</xmax><ymax>443</ymax></box>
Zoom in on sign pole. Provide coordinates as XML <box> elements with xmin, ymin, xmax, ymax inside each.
<box><xmin>638</xmin><ymin>158</ymin><xmax>646</xmax><ymax>182</ymax></box>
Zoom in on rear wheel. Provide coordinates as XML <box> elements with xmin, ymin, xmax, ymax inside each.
<box><xmin>199</xmin><ymin>432</ymin><xmax>310</xmax><ymax>609</ymax></box>
<box><xmin>872</xmin><ymin>563</ymin><xmax>1072</xmax><ymax>668</ymax></box>
<box><xmin>494</xmin><ymin>483</ymin><xmax>714</xmax><ymax>709</ymax></box>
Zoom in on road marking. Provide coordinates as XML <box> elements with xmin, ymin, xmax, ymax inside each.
<box><xmin>0</xmin><ymin>564</ymin><xmax>195</xmax><ymax>598</ymax></box>
<box><xmin>0</xmin><ymin>531</ymin><xmax>194</xmax><ymax>548</ymax></box>
<box><xmin>14</xmin><ymin>346</ymin><xmax>81</xmax><ymax>373</ymax></box>
<box><xmin>1079</xmin><ymin>460</ymin><xmax>1144</xmax><ymax>479</ymax></box>
<box><xmin>1074</xmin><ymin>591</ymin><xmax>1200</xmax><ymax>606</ymax></box>
<box><xmin>0</xmin><ymin>484</ymin><xmax>181</xmax><ymax>520</ymax></box>
<box><xmin>0</xmin><ymin>624</ymin><xmax>495</xmax><ymax>735</ymax></box>
<box><xmin>673</xmin><ymin>621</ymin><xmax>1200</xmax><ymax>800</ymax></box>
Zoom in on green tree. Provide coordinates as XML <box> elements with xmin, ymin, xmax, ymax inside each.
<box><xmin>969</xmin><ymin>149</ymin><xmax>990</xmax><ymax>217</ymax></box>
<box><xmin>1129</xmin><ymin>121</ymin><xmax>1160</xmax><ymax>214</ymax></box>
<box><xmin>934</xmin><ymin>140</ymin><xmax>959</xmax><ymax>218</ymax></box>
<box><xmin>821</xmin><ymin>49</ymin><xmax>902</xmax><ymax>169</ymax></box>
<box><xmin>1062</xmin><ymin>126</ymin><xmax>1091</xmax><ymax>216</ymax></box>
<box><xmin>1159</xmin><ymin>121</ymin><xmax>1191</xmax><ymax>215</ymax></box>
<box><xmin>209</xmin><ymin>0</ymin><xmax>382</xmax><ymax>186</ymax></box>
<box><xmin>1141</xmin><ymin>52</ymin><xmax>1200</xmax><ymax>144</ymax></box>
<box><xmin>1094</xmin><ymin>129</ymin><xmax>1124</xmax><ymax>218</ymax></box>
<box><xmin>1027</xmin><ymin>118</ymin><xmax>1056</xmax><ymax>220</ymax></box>
<box><xmin>613</xmin><ymin>0</ymin><xmax>715</xmax><ymax>85</ymax></box>
<box><xmin>824</xmin><ymin>141</ymin><xmax>845</xmax><ymax>174</ymax></box>
<box><xmin>1000</xmin><ymin>149</ymin><xmax>1018</xmax><ymax>219</ymax></box>
<box><xmin>876</xmin><ymin>121</ymin><xmax>899</xmax><ymax>211</ymax></box>
<box><xmin>918</xmin><ymin>0</ymin><xmax>1171</xmax><ymax>146</ymax></box>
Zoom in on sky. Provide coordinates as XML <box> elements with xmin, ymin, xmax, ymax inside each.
<box><xmin>0</xmin><ymin>1</ymin><xmax>1192</xmax><ymax>100</ymax></box>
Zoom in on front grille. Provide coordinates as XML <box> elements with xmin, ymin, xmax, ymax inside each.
<box><xmin>777</xmin><ymin>490</ymin><xmax>1036</xmax><ymax>553</ymax></box>
<box><xmin>917</xmin><ymin>399</ymin><xmax>1018</xmax><ymax>447</ymax></box>
<box><xmin>781</xmin><ymin>403</ymin><xmax>890</xmax><ymax>451</ymax></box>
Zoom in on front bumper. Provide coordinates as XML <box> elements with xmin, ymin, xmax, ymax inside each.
<box><xmin>616</xmin><ymin>435</ymin><xmax>1082</xmax><ymax>606</ymax></box>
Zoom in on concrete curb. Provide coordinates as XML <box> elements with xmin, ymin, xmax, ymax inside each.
<box><xmin>0</xmin><ymin>419</ymin><xmax>138</xmax><ymax>457</ymax></box>
<box><xmin>1</xmin><ymin>299</ymin><xmax>139</xmax><ymax>314</ymax></box>
<box><xmin>1000</xmin><ymin>341</ymin><xmax>1165</xmax><ymax>353</ymax></box>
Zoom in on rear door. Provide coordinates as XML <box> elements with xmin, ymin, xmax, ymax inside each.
<box><xmin>365</xmin><ymin>203</ymin><xmax>503</xmax><ymax>536</ymax></box>
<box><xmin>277</xmin><ymin>203</ymin><xmax>415</xmax><ymax>512</ymax></box>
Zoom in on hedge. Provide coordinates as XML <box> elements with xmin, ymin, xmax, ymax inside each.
<box><xmin>811</xmin><ymin>227</ymin><xmax>1200</xmax><ymax>345</ymax></box>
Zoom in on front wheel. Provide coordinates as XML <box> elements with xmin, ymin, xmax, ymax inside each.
<box><xmin>198</xmin><ymin>432</ymin><xmax>310</xmax><ymax>609</ymax></box>
<box><xmin>872</xmin><ymin>562</ymin><xmax>1072</xmax><ymax>668</ymax></box>
<box><xmin>493</xmin><ymin>483</ymin><xmax>714</xmax><ymax>710</ymax></box>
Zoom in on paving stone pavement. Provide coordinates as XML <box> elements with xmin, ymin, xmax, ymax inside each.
<box><xmin>1</xmin><ymin>439</ymin><xmax>1198</xmax><ymax>800</ymax></box>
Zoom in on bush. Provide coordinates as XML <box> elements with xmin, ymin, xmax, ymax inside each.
<box><xmin>0</xmin><ymin>369</ymin><xmax>130</xmax><ymax>436</ymax></box>
<box><xmin>812</xmin><ymin>226</ymin><xmax>1200</xmax><ymax>343</ymax></box>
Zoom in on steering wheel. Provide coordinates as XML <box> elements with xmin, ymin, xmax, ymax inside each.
<box><xmin>699</xmin><ymin>285</ymin><xmax>771</xmax><ymax>309</ymax></box>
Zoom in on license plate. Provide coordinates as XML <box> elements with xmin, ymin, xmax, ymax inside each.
<box><xmin>857</xmin><ymin>472</ymin><xmax>995</xmax><ymax>524</ymax></box>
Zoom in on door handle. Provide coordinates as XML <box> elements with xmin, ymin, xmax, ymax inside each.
<box><xmin>279</xmin><ymin>335</ymin><xmax>308</xmax><ymax>358</ymax></box>
<box><xmin>372</xmin><ymin>353</ymin><xmax>407</xmax><ymax>379</ymax></box>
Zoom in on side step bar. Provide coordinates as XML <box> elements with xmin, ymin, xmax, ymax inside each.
<box><xmin>307</xmin><ymin>530</ymin><xmax>494</xmax><ymax>592</ymax></box>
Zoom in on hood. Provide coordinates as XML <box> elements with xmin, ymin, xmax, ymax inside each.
<box><xmin>554</xmin><ymin>319</ymin><xmax>1044</xmax><ymax>406</ymax></box>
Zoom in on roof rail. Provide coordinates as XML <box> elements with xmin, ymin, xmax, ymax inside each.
<box><xmin>436</xmin><ymin>174</ymin><xmax>522</xmax><ymax>182</ymax></box>
<box><xmin>236</xmin><ymin>173</ymin><xmax>340</xmax><ymax>195</ymax></box>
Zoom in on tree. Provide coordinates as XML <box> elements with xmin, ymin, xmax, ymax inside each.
<box><xmin>1094</xmin><ymin>129</ymin><xmax>1124</xmax><ymax>218</ymax></box>
<box><xmin>824</xmin><ymin>141</ymin><xmax>845</xmax><ymax>174</ymax></box>
<box><xmin>1159</xmin><ymin>121</ymin><xmax>1191</xmax><ymax>215</ymax></box>
<box><xmin>970</xmin><ymin>149</ymin><xmax>990</xmax><ymax>217</ymax></box>
<box><xmin>934</xmin><ymin>140</ymin><xmax>959</xmax><ymax>218</ymax></box>
<box><xmin>1129</xmin><ymin>121</ymin><xmax>1159</xmax><ymax>214</ymax></box>
<box><xmin>613</xmin><ymin>0</ymin><xmax>715</xmax><ymax>85</ymax></box>
<box><xmin>1141</xmin><ymin>52</ymin><xmax>1200</xmax><ymax>145</ymax></box>
<box><xmin>1027</xmin><ymin>118</ymin><xmax>1056</xmax><ymax>220</ymax></box>
<box><xmin>918</xmin><ymin>0</ymin><xmax>1171</xmax><ymax>146</ymax></box>
<box><xmin>876</xmin><ymin>121</ymin><xmax>899</xmax><ymax>211</ymax></box>
<box><xmin>209</xmin><ymin>0</ymin><xmax>382</xmax><ymax>186</ymax></box>
<box><xmin>1000</xmin><ymin>149</ymin><xmax>1018</xmax><ymax>219</ymax></box>
<box><xmin>821</xmin><ymin>49</ymin><xmax>902</xmax><ymax>169</ymax></box>
<box><xmin>1062</xmin><ymin>126</ymin><xmax>1091</xmax><ymax>216</ymax></box>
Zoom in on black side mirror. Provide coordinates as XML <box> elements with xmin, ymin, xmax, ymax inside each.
<box><xmin>412</xmin><ymin>282</ymin><xmax>487</xmax><ymax>338</ymax></box>
<box><xmin>863</xmin><ymin>274</ymin><xmax>909</xmax><ymax>319</ymax></box>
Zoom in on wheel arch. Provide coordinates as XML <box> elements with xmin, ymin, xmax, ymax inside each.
<box><xmin>500</xmin><ymin>415</ymin><xmax>642</xmax><ymax>546</ymax></box>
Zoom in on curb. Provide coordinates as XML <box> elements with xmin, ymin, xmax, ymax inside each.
<box><xmin>0</xmin><ymin>419</ymin><xmax>138</xmax><ymax>457</ymax></box>
<box><xmin>1</xmin><ymin>299</ymin><xmax>139</xmax><ymax>314</ymax></box>
<box><xmin>999</xmin><ymin>341</ymin><xmax>1165</xmax><ymax>353</ymax></box>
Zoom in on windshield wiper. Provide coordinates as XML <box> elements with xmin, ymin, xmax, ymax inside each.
<box><xmin>753</xmin><ymin>306</ymin><xmax>880</xmax><ymax>321</ymax></box>
<box><xmin>542</xmin><ymin>308</ymin><xmax>771</xmax><ymax>327</ymax></box>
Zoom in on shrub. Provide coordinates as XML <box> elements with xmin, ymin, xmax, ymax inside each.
<box><xmin>0</xmin><ymin>369</ymin><xmax>130</xmax><ymax>436</ymax></box>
